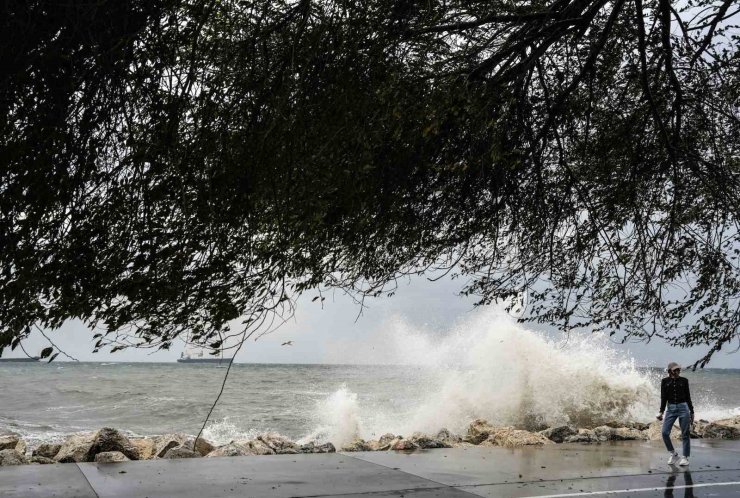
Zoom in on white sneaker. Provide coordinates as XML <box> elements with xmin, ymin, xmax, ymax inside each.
<box><xmin>678</xmin><ymin>456</ymin><xmax>689</xmax><ymax>466</ymax></box>
<box><xmin>667</xmin><ymin>453</ymin><xmax>679</xmax><ymax>465</ymax></box>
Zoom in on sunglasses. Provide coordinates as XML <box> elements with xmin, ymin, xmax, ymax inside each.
<box><xmin>671</xmin><ymin>368</ymin><xmax>681</xmax><ymax>373</ymax></box>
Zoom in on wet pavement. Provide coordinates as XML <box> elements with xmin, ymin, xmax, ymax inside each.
<box><xmin>1</xmin><ymin>440</ymin><xmax>738</xmax><ymax>497</ymax></box>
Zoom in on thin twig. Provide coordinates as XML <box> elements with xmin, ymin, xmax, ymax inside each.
<box><xmin>35</xmin><ymin>325</ymin><xmax>79</xmax><ymax>361</ymax></box>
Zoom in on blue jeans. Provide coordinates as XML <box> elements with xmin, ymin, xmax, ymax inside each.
<box><xmin>662</xmin><ymin>402</ymin><xmax>691</xmax><ymax>457</ymax></box>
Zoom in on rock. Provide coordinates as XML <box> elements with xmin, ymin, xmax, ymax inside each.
<box><xmin>341</xmin><ymin>439</ymin><xmax>373</xmax><ymax>452</ymax></box>
<box><xmin>0</xmin><ymin>435</ymin><xmax>20</xmax><ymax>451</ymax></box>
<box><xmin>129</xmin><ymin>438</ymin><xmax>156</xmax><ymax>460</ymax></box>
<box><xmin>436</xmin><ymin>428</ymin><xmax>462</xmax><ymax>445</ymax></box>
<box><xmin>595</xmin><ymin>426</ymin><xmax>647</xmax><ymax>442</ymax></box>
<box><xmin>603</xmin><ymin>421</ymin><xmax>650</xmax><ymax>431</ymax></box>
<box><xmin>365</xmin><ymin>440</ymin><xmax>383</xmax><ymax>451</ymax></box>
<box><xmin>611</xmin><ymin>427</ymin><xmax>648</xmax><ymax>441</ymax></box>
<box><xmin>205</xmin><ymin>442</ymin><xmax>253</xmax><ymax>458</ymax></box>
<box><xmin>467</xmin><ymin>419</ymin><xmax>496</xmax><ymax>445</ymax></box>
<box><xmin>153</xmin><ymin>433</ymin><xmax>190</xmax><ymax>458</ymax></box>
<box><xmin>33</xmin><ymin>443</ymin><xmax>61</xmax><ymax>460</ymax></box>
<box><xmin>388</xmin><ymin>438</ymin><xmax>419</xmax><ymax>451</ymax></box>
<box><xmin>564</xmin><ymin>429</ymin><xmax>596</xmax><ymax>443</ymax></box>
<box><xmin>190</xmin><ymin>437</ymin><xmax>215</xmax><ymax>456</ymax></box>
<box><xmin>0</xmin><ymin>449</ymin><xmax>27</xmax><ymax>466</ymax></box>
<box><xmin>94</xmin><ymin>451</ymin><xmax>130</xmax><ymax>463</ymax></box>
<box><xmin>15</xmin><ymin>439</ymin><xmax>27</xmax><ymax>455</ymax></box>
<box><xmin>646</xmin><ymin>421</ymin><xmax>681</xmax><ymax>441</ymax></box>
<box><xmin>300</xmin><ymin>441</ymin><xmax>336</xmax><ymax>454</ymax></box>
<box><xmin>714</xmin><ymin>415</ymin><xmax>740</xmax><ymax>428</ymax></box>
<box><xmin>539</xmin><ymin>426</ymin><xmax>577</xmax><ymax>443</ymax></box>
<box><xmin>162</xmin><ymin>447</ymin><xmax>200</xmax><ymax>459</ymax></box>
<box><xmin>257</xmin><ymin>432</ymin><xmax>300</xmax><ymax>454</ymax></box>
<box><xmin>207</xmin><ymin>439</ymin><xmax>278</xmax><ymax>457</ymax></box>
<box><xmin>409</xmin><ymin>432</ymin><xmax>451</xmax><ymax>449</ymax></box>
<box><xmin>480</xmin><ymin>427</ymin><xmax>552</xmax><ymax>448</ymax></box>
<box><xmin>31</xmin><ymin>456</ymin><xmax>56</xmax><ymax>465</ymax></box>
<box><xmin>55</xmin><ymin>433</ymin><xmax>96</xmax><ymax>463</ymax></box>
<box><xmin>242</xmin><ymin>439</ymin><xmax>276</xmax><ymax>455</ymax></box>
<box><xmin>378</xmin><ymin>433</ymin><xmax>397</xmax><ymax>447</ymax></box>
<box><xmin>700</xmin><ymin>423</ymin><xmax>740</xmax><ymax>439</ymax></box>
<box><xmin>89</xmin><ymin>428</ymin><xmax>138</xmax><ymax>460</ymax></box>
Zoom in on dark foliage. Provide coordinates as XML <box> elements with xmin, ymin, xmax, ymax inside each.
<box><xmin>1</xmin><ymin>0</ymin><xmax>738</xmax><ymax>366</ymax></box>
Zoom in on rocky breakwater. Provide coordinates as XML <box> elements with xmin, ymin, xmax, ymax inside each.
<box><xmin>1</xmin><ymin>415</ymin><xmax>738</xmax><ymax>467</ymax></box>
<box><xmin>0</xmin><ymin>428</ymin><xmax>336</xmax><ymax>467</ymax></box>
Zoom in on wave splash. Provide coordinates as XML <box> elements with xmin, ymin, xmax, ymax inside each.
<box><xmin>312</xmin><ymin>308</ymin><xmax>659</xmax><ymax>447</ymax></box>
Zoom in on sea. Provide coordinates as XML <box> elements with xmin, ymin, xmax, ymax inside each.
<box><xmin>1</xmin><ymin>312</ymin><xmax>738</xmax><ymax>448</ymax></box>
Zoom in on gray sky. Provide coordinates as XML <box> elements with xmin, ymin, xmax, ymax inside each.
<box><xmin>6</xmin><ymin>273</ymin><xmax>738</xmax><ymax>368</ymax></box>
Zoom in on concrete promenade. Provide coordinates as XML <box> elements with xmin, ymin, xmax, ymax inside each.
<box><xmin>1</xmin><ymin>439</ymin><xmax>739</xmax><ymax>497</ymax></box>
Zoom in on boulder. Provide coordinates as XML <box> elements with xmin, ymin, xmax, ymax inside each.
<box><xmin>0</xmin><ymin>449</ymin><xmax>27</xmax><ymax>466</ymax></box>
<box><xmin>611</xmin><ymin>427</ymin><xmax>648</xmax><ymax>441</ymax></box>
<box><xmin>700</xmin><ymin>423</ymin><xmax>740</xmax><ymax>440</ymax></box>
<box><xmin>539</xmin><ymin>426</ymin><xmax>577</xmax><ymax>443</ymax></box>
<box><xmin>299</xmin><ymin>441</ymin><xmax>336</xmax><ymax>454</ymax></box>
<box><xmin>646</xmin><ymin>421</ymin><xmax>681</xmax><ymax>441</ymax></box>
<box><xmin>88</xmin><ymin>428</ymin><xmax>138</xmax><ymax>460</ymax></box>
<box><xmin>206</xmin><ymin>439</ymin><xmax>277</xmax><ymax>458</ymax></box>
<box><xmin>242</xmin><ymin>439</ymin><xmax>276</xmax><ymax>455</ymax></box>
<box><xmin>593</xmin><ymin>426</ymin><xmax>615</xmax><ymax>441</ymax></box>
<box><xmin>714</xmin><ymin>415</ymin><xmax>740</xmax><ymax>428</ymax></box>
<box><xmin>480</xmin><ymin>427</ymin><xmax>552</xmax><ymax>448</ymax></box>
<box><xmin>388</xmin><ymin>438</ymin><xmax>419</xmax><ymax>451</ymax></box>
<box><xmin>341</xmin><ymin>439</ymin><xmax>373</xmax><ymax>452</ymax></box>
<box><xmin>129</xmin><ymin>438</ymin><xmax>156</xmax><ymax>460</ymax></box>
<box><xmin>603</xmin><ymin>421</ymin><xmax>650</xmax><ymax>431</ymax></box>
<box><xmin>436</xmin><ymin>428</ymin><xmax>462</xmax><ymax>445</ymax></box>
<box><xmin>33</xmin><ymin>443</ymin><xmax>61</xmax><ymax>460</ymax></box>
<box><xmin>564</xmin><ymin>429</ymin><xmax>596</xmax><ymax>443</ymax></box>
<box><xmin>378</xmin><ymin>433</ymin><xmax>397</xmax><ymax>447</ymax></box>
<box><xmin>162</xmin><ymin>447</ymin><xmax>200</xmax><ymax>459</ymax></box>
<box><xmin>409</xmin><ymin>432</ymin><xmax>451</xmax><ymax>449</ymax></box>
<box><xmin>94</xmin><ymin>451</ymin><xmax>130</xmax><ymax>463</ymax></box>
<box><xmin>257</xmin><ymin>433</ymin><xmax>300</xmax><ymax>454</ymax></box>
<box><xmin>190</xmin><ymin>437</ymin><xmax>216</xmax><ymax>456</ymax></box>
<box><xmin>0</xmin><ymin>435</ymin><xmax>20</xmax><ymax>451</ymax></box>
<box><xmin>55</xmin><ymin>433</ymin><xmax>96</xmax><ymax>463</ymax></box>
<box><xmin>153</xmin><ymin>433</ymin><xmax>190</xmax><ymax>458</ymax></box>
<box><xmin>467</xmin><ymin>419</ymin><xmax>496</xmax><ymax>445</ymax></box>
<box><xmin>15</xmin><ymin>439</ymin><xmax>27</xmax><ymax>455</ymax></box>
<box><xmin>31</xmin><ymin>456</ymin><xmax>56</xmax><ymax>465</ymax></box>
<box><xmin>205</xmin><ymin>442</ymin><xmax>254</xmax><ymax>458</ymax></box>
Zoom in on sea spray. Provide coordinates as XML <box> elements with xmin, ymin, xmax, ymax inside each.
<box><xmin>299</xmin><ymin>386</ymin><xmax>363</xmax><ymax>445</ymax></box>
<box><xmin>312</xmin><ymin>307</ymin><xmax>658</xmax><ymax>447</ymax></box>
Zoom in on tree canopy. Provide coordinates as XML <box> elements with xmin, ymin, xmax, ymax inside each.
<box><xmin>1</xmin><ymin>0</ymin><xmax>738</xmax><ymax>366</ymax></box>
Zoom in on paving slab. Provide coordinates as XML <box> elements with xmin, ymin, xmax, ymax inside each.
<box><xmin>323</xmin><ymin>487</ymin><xmax>479</xmax><ymax>497</ymax></box>
<box><xmin>0</xmin><ymin>463</ymin><xmax>97</xmax><ymax>498</ymax></box>
<box><xmin>77</xmin><ymin>452</ymin><xmax>454</xmax><ymax>498</ymax></box>
<box><xmin>459</xmin><ymin>469</ymin><xmax>740</xmax><ymax>497</ymax></box>
<box><xmin>344</xmin><ymin>442</ymin><xmax>740</xmax><ymax>487</ymax></box>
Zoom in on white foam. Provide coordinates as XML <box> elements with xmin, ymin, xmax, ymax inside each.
<box><xmin>202</xmin><ymin>418</ymin><xmax>262</xmax><ymax>445</ymax></box>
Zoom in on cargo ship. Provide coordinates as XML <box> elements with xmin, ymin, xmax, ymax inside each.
<box><xmin>177</xmin><ymin>344</ymin><xmax>231</xmax><ymax>364</ymax></box>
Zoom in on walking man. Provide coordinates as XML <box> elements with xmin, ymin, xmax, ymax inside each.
<box><xmin>657</xmin><ymin>362</ymin><xmax>694</xmax><ymax>466</ymax></box>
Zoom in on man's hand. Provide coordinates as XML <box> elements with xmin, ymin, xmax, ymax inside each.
<box><xmin>657</xmin><ymin>413</ymin><xmax>663</xmax><ymax>421</ymax></box>
<box><xmin>691</xmin><ymin>413</ymin><xmax>695</xmax><ymax>424</ymax></box>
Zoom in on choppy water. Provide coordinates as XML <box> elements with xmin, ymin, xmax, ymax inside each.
<box><xmin>1</xmin><ymin>311</ymin><xmax>738</xmax><ymax>448</ymax></box>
